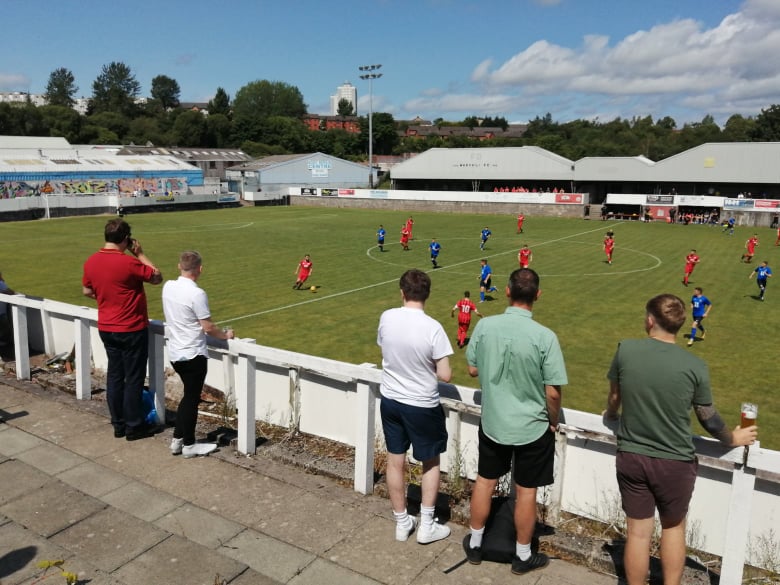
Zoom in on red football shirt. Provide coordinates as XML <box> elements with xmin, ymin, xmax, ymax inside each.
<box><xmin>455</xmin><ymin>298</ymin><xmax>476</xmax><ymax>323</ymax></box>
<box><xmin>82</xmin><ymin>248</ymin><xmax>157</xmax><ymax>332</ymax></box>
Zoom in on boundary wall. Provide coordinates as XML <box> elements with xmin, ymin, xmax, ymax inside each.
<box><xmin>4</xmin><ymin>293</ymin><xmax>779</xmax><ymax>582</ymax></box>
<box><xmin>289</xmin><ymin>188</ymin><xmax>589</xmax><ymax>218</ymax></box>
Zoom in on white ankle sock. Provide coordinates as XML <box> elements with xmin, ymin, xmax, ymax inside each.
<box><xmin>393</xmin><ymin>509</ymin><xmax>411</xmax><ymax>526</ymax></box>
<box><xmin>420</xmin><ymin>505</ymin><xmax>435</xmax><ymax>527</ymax></box>
<box><xmin>469</xmin><ymin>526</ymin><xmax>485</xmax><ymax>548</ymax></box>
<box><xmin>516</xmin><ymin>542</ymin><xmax>532</xmax><ymax>561</ymax></box>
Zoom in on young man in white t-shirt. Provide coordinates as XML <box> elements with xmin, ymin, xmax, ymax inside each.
<box><xmin>377</xmin><ymin>269</ymin><xmax>454</xmax><ymax>544</ymax></box>
<box><xmin>162</xmin><ymin>251</ymin><xmax>235</xmax><ymax>458</ymax></box>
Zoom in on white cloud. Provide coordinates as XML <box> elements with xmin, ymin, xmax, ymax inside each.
<box><xmin>443</xmin><ymin>0</ymin><xmax>780</xmax><ymax>124</ymax></box>
<box><xmin>0</xmin><ymin>74</ymin><xmax>31</xmax><ymax>92</ymax></box>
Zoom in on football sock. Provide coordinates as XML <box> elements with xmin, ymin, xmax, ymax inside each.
<box><xmin>469</xmin><ymin>526</ymin><xmax>485</xmax><ymax>549</ymax></box>
<box><xmin>690</xmin><ymin>327</ymin><xmax>697</xmax><ymax>340</ymax></box>
<box><xmin>480</xmin><ymin>291</ymin><xmax>485</xmax><ymax>302</ymax></box>
<box><xmin>420</xmin><ymin>505</ymin><xmax>435</xmax><ymax>528</ymax></box>
<box><xmin>517</xmin><ymin>542</ymin><xmax>532</xmax><ymax>561</ymax></box>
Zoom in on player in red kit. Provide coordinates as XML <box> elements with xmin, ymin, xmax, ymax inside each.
<box><xmin>603</xmin><ymin>232</ymin><xmax>615</xmax><ymax>264</ymax></box>
<box><xmin>742</xmin><ymin>234</ymin><xmax>759</xmax><ymax>263</ymax></box>
<box><xmin>682</xmin><ymin>249</ymin><xmax>700</xmax><ymax>286</ymax></box>
<box><xmin>451</xmin><ymin>291</ymin><xmax>483</xmax><ymax>348</ymax></box>
<box><xmin>518</xmin><ymin>244</ymin><xmax>533</xmax><ymax>268</ymax></box>
<box><xmin>516</xmin><ymin>213</ymin><xmax>525</xmax><ymax>234</ymax></box>
<box><xmin>775</xmin><ymin>225</ymin><xmax>780</xmax><ymax>246</ymax></box>
<box><xmin>293</xmin><ymin>254</ymin><xmax>313</xmax><ymax>289</ymax></box>
<box><xmin>400</xmin><ymin>225</ymin><xmax>410</xmax><ymax>251</ymax></box>
<box><xmin>405</xmin><ymin>216</ymin><xmax>415</xmax><ymax>240</ymax></box>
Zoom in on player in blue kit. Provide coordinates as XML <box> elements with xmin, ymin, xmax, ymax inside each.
<box><xmin>478</xmin><ymin>259</ymin><xmax>497</xmax><ymax>302</ymax></box>
<box><xmin>687</xmin><ymin>287</ymin><xmax>711</xmax><ymax>347</ymax></box>
<box><xmin>480</xmin><ymin>227</ymin><xmax>492</xmax><ymax>250</ymax></box>
<box><xmin>749</xmin><ymin>261</ymin><xmax>773</xmax><ymax>301</ymax></box>
<box><xmin>429</xmin><ymin>238</ymin><xmax>441</xmax><ymax>268</ymax></box>
<box><xmin>377</xmin><ymin>225</ymin><xmax>386</xmax><ymax>252</ymax></box>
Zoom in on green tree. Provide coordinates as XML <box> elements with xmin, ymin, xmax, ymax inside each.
<box><xmin>722</xmin><ymin>114</ymin><xmax>755</xmax><ymax>142</ymax></box>
<box><xmin>90</xmin><ymin>61</ymin><xmax>141</xmax><ymax>117</ymax></box>
<box><xmin>260</xmin><ymin>116</ymin><xmax>309</xmax><ymax>152</ymax></box>
<box><xmin>38</xmin><ymin>105</ymin><xmax>81</xmax><ymax>141</ymax></box>
<box><xmin>232</xmin><ymin>80</ymin><xmax>307</xmax><ymax>143</ymax></box>
<box><xmin>205</xmin><ymin>113</ymin><xmax>232</xmax><ymax>147</ymax></box>
<box><xmin>86</xmin><ymin>111</ymin><xmax>130</xmax><ymax>141</ymax></box>
<box><xmin>208</xmin><ymin>87</ymin><xmax>231</xmax><ymax>117</ymax></box>
<box><xmin>171</xmin><ymin>110</ymin><xmax>207</xmax><ymax>146</ymax></box>
<box><xmin>45</xmin><ymin>67</ymin><xmax>78</xmax><ymax>108</ymax></box>
<box><xmin>150</xmin><ymin>75</ymin><xmax>180</xmax><ymax>110</ymax></box>
<box><xmin>750</xmin><ymin>104</ymin><xmax>780</xmax><ymax>141</ymax></box>
<box><xmin>360</xmin><ymin>112</ymin><xmax>397</xmax><ymax>156</ymax></box>
<box><xmin>80</xmin><ymin>124</ymin><xmax>119</xmax><ymax>144</ymax></box>
<box><xmin>336</xmin><ymin>98</ymin><xmax>354</xmax><ymax>116</ymax></box>
<box><xmin>125</xmin><ymin>116</ymin><xmax>165</xmax><ymax>146</ymax></box>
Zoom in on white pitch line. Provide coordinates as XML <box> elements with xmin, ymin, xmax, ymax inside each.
<box><xmin>143</xmin><ymin>222</ymin><xmax>255</xmax><ymax>234</ymax></box>
<box><xmin>221</xmin><ymin>222</ymin><xmax>629</xmax><ymax>324</ymax></box>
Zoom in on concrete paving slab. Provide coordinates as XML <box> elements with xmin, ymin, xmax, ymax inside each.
<box><xmin>111</xmin><ymin>534</ymin><xmax>247</xmax><ymax>585</ymax></box>
<box><xmin>289</xmin><ymin>557</ymin><xmax>383</xmax><ymax>585</ymax></box>
<box><xmin>219</xmin><ymin>528</ymin><xmax>316</xmax><ymax>583</ymax></box>
<box><xmin>154</xmin><ymin>503</ymin><xmax>244</xmax><ymax>549</ymax></box>
<box><xmin>57</xmin><ymin>426</ymin><xmax>130</xmax><ymax>459</ymax></box>
<box><xmin>0</xmin><ymin>459</ymin><xmax>51</xmax><ymax>505</ymax></box>
<box><xmin>14</xmin><ymin>554</ymin><xmax>132</xmax><ymax>585</ymax></box>
<box><xmin>50</xmin><ymin>507</ymin><xmax>169</xmax><ymax>573</ymax></box>
<box><xmin>250</xmin><ymin>489</ymin><xmax>374</xmax><ymax>555</ymax></box>
<box><xmin>0</xmin><ymin>522</ymin><xmax>74</xmax><ymax>585</ymax></box>
<box><xmin>56</xmin><ymin>460</ymin><xmax>132</xmax><ymax>497</ymax></box>
<box><xmin>3</xmin><ymin>399</ymin><xmax>106</xmax><ymax>444</ymax></box>
<box><xmin>0</xmin><ymin>426</ymin><xmax>45</xmax><ymax>456</ymax></box>
<box><xmin>14</xmin><ymin>441</ymin><xmax>89</xmax><ymax>475</ymax></box>
<box><xmin>0</xmin><ymin>479</ymin><xmax>106</xmax><ymax>537</ymax></box>
<box><xmin>225</xmin><ymin>568</ymin><xmax>284</xmax><ymax>585</ymax></box>
<box><xmin>0</xmin><ymin>383</ymin><xmax>34</xmax><ymax>408</ymax></box>
<box><xmin>101</xmin><ymin>480</ymin><xmax>185</xmax><ymax>523</ymax></box>
<box><xmin>325</xmin><ymin>515</ymin><xmax>452</xmax><ymax>585</ymax></box>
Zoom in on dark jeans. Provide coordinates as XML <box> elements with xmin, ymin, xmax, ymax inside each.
<box><xmin>99</xmin><ymin>328</ymin><xmax>149</xmax><ymax>434</ymax></box>
<box><xmin>172</xmin><ymin>355</ymin><xmax>208</xmax><ymax>445</ymax></box>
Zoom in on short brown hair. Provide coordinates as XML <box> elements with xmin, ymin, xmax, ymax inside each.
<box><xmin>399</xmin><ymin>269</ymin><xmax>431</xmax><ymax>302</ymax></box>
<box><xmin>179</xmin><ymin>250</ymin><xmax>202</xmax><ymax>272</ymax></box>
<box><xmin>646</xmin><ymin>294</ymin><xmax>686</xmax><ymax>334</ymax></box>
<box><xmin>104</xmin><ymin>218</ymin><xmax>131</xmax><ymax>244</ymax></box>
<box><xmin>508</xmin><ymin>268</ymin><xmax>539</xmax><ymax>304</ymax></box>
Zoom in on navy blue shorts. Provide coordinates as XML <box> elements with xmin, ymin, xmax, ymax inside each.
<box><xmin>380</xmin><ymin>396</ymin><xmax>447</xmax><ymax>462</ymax></box>
<box><xmin>477</xmin><ymin>425</ymin><xmax>555</xmax><ymax>488</ymax></box>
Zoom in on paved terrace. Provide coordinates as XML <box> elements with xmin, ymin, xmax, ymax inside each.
<box><xmin>0</xmin><ymin>376</ymin><xmax>620</xmax><ymax>585</ymax></box>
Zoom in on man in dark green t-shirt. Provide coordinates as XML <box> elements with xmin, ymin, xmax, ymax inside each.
<box><xmin>604</xmin><ymin>294</ymin><xmax>757</xmax><ymax>585</ymax></box>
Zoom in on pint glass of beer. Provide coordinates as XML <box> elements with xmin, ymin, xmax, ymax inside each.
<box><xmin>741</xmin><ymin>403</ymin><xmax>758</xmax><ymax>428</ymax></box>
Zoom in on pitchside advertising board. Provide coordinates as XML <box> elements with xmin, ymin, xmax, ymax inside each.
<box><xmin>725</xmin><ymin>198</ymin><xmax>780</xmax><ymax>211</ymax></box>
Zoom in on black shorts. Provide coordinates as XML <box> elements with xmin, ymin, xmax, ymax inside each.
<box><xmin>480</xmin><ymin>278</ymin><xmax>491</xmax><ymax>289</ymax></box>
<box><xmin>477</xmin><ymin>425</ymin><xmax>555</xmax><ymax>488</ymax></box>
<box><xmin>692</xmin><ymin>314</ymin><xmax>705</xmax><ymax>324</ymax></box>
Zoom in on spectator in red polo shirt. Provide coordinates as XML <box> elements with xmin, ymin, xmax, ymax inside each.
<box><xmin>82</xmin><ymin>219</ymin><xmax>162</xmax><ymax>441</ymax></box>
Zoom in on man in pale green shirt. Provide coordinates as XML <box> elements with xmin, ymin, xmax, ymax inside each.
<box><xmin>464</xmin><ymin>268</ymin><xmax>567</xmax><ymax>575</ymax></box>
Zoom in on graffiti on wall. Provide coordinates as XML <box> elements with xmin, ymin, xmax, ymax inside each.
<box><xmin>0</xmin><ymin>177</ymin><xmax>188</xmax><ymax>198</ymax></box>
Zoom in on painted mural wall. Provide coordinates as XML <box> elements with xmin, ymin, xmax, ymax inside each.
<box><xmin>0</xmin><ymin>177</ymin><xmax>188</xmax><ymax>198</ymax></box>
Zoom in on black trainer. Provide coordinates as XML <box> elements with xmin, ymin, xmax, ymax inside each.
<box><xmin>511</xmin><ymin>551</ymin><xmax>549</xmax><ymax>575</ymax></box>
<box><xmin>462</xmin><ymin>534</ymin><xmax>482</xmax><ymax>565</ymax></box>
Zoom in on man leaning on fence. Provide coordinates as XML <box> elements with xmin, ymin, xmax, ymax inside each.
<box><xmin>603</xmin><ymin>293</ymin><xmax>757</xmax><ymax>585</ymax></box>
<box><xmin>464</xmin><ymin>267</ymin><xmax>568</xmax><ymax>575</ymax></box>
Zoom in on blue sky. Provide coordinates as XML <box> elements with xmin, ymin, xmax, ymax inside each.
<box><xmin>2</xmin><ymin>0</ymin><xmax>779</xmax><ymax>126</ymax></box>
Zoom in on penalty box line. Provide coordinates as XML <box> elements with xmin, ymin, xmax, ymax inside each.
<box><xmin>219</xmin><ymin>222</ymin><xmax>623</xmax><ymax>325</ymax></box>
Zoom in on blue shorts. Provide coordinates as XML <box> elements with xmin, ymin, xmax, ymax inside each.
<box><xmin>380</xmin><ymin>396</ymin><xmax>447</xmax><ymax>462</ymax></box>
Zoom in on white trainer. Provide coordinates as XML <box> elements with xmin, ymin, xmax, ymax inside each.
<box><xmin>170</xmin><ymin>438</ymin><xmax>183</xmax><ymax>455</ymax></box>
<box><xmin>182</xmin><ymin>443</ymin><xmax>217</xmax><ymax>459</ymax></box>
<box><xmin>416</xmin><ymin>521</ymin><xmax>451</xmax><ymax>544</ymax></box>
<box><xmin>395</xmin><ymin>517</ymin><xmax>417</xmax><ymax>542</ymax></box>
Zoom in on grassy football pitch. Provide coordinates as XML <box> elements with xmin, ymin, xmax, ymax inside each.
<box><xmin>2</xmin><ymin>205</ymin><xmax>777</xmax><ymax>448</ymax></box>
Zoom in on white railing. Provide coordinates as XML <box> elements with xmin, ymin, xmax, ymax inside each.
<box><xmin>4</xmin><ymin>294</ymin><xmax>780</xmax><ymax>581</ymax></box>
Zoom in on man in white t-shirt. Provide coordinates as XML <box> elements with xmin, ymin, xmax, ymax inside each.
<box><xmin>162</xmin><ymin>251</ymin><xmax>235</xmax><ymax>458</ymax></box>
<box><xmin>377</xmin><ymin>269</ymin><xmax>453</xmax><ymax>544</ymax></box>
